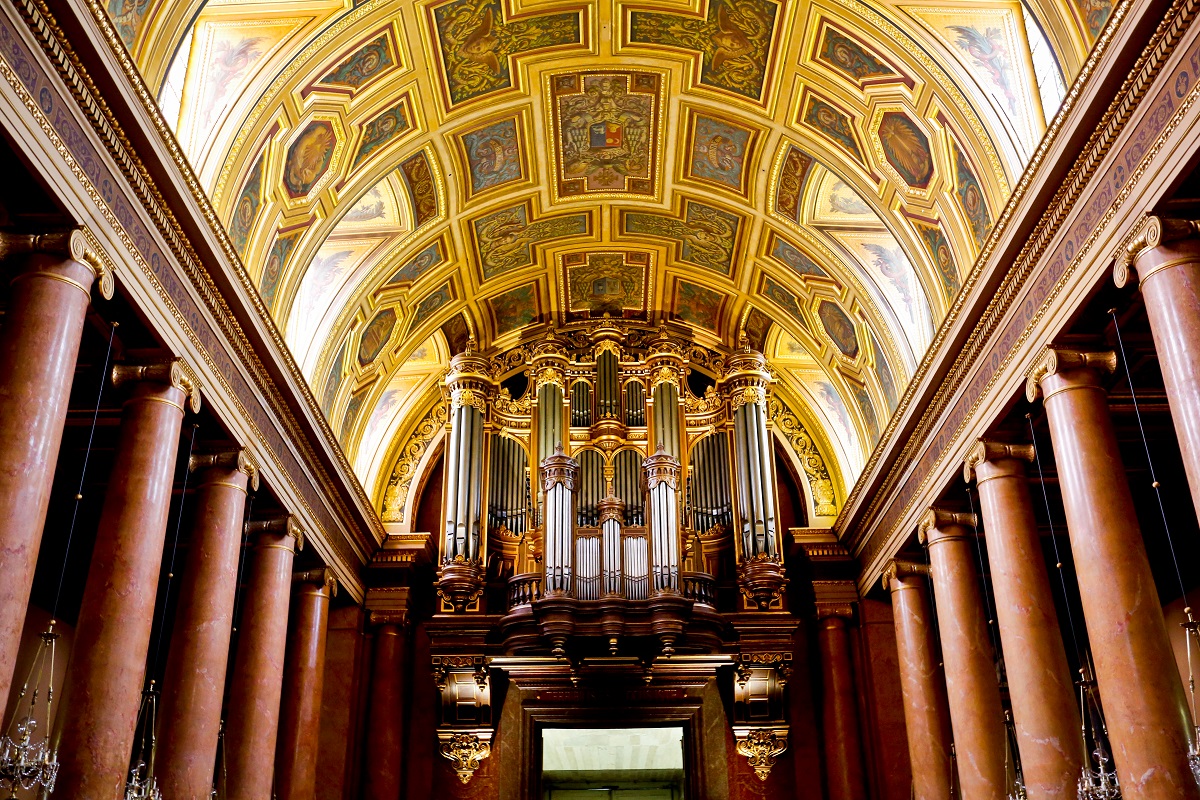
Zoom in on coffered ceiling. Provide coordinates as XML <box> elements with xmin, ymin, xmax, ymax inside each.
<box><xmin>109</xmin><ymin>0</ymin><xmax>1099</xmax><ymax>514</ymax></box>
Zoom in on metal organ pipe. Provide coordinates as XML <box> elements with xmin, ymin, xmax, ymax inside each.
<box><xmin>541</xmin><ymin>446</ymin><xmax>577</xmax><ymax>596</ymax></box>
<box><xmin>643</xmin><ymin>446</ymin><xmax>681</xmax><ymax>594</ymax></box>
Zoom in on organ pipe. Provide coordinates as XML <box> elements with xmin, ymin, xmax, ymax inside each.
<box><xmin>598</xmin><ymin>350</ymin><xmax>619</xmax><ymax>418</ymax></box>
<box><xmin>723</xmin><ymin>347</ymin><xmax>779</xmax><ymax>561</ymax></box>
<box><xmin>644</xmin><ymin>445</ymin><xmax>681</xmax><ymax>594</ymax></box>
<box><xmin>599</xmin><ymin>494</ymin><xmax>625</xmax><ymax>596</ymax></box>
<box><xmin>541</xmin><ymin>445</ymin><xmax>577</xmax><ymax>596</ymax></box>
<box><xmin>441</xmin><ymin>344</ymin><xmax>492</xmax><ymax>566</ymax></box>
<box><xmin>488</xmin><ymin>436</ymin><xmax>528</xmax><ymax>535</ymax></box>
<box><xmin>651</xmin><ymin>381</ymin><xmax>682</xmax><ymax>460</ymax></box>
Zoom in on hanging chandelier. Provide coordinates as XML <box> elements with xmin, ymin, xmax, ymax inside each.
<box><xmin>124</xmin><ymin>685</ymin><xmax>162</xmax><ymax>800</ymax></box>
<box><xmin>1076</xmin><ymin>664</ymin><xmax>1120</xmax><ymax>800</ymax></box>
<box><xmin>0</xmin><ymin>624</ymin><xmax>60</xmax><ymax>797</ymax></box>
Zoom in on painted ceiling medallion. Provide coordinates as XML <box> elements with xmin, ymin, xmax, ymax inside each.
<box><xmin>548</xmin><ymin>71</ymin><xmax>664</xmax><ymax>201</ymax></box>
<box><xmin>561</xmin><ymin>251</ymin><xmax>651</xmax><ymax>322</ymax></box>
<box><xmin>283</xmin><ymin>120</ymin><xmax>338</xmax><ymax>198</ymax></box>
<box><xmin>873</xmin><ymin>110</ymin><xmax>934</xmax><ymax>191</ymax></box>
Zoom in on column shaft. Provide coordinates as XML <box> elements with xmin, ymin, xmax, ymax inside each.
<box><xmin>225</xmin><ymin>520</ymin><xmax>300</xmax><ymax>800</ymax></box>
<box><xmin>920</xmin><ymin>510</ymin><xmax>1007</xmax><ymax>800</ymax></box>
<box><xmin>157</xmin><ymin>454</ymin><xmax>254</xmax><ymax>800</ymax></box>
<box><xmin>274</xmin><ymin>572</ymin><xmax>333</xmax><ymax>800</ymax></box>
<box><xmin>363</xmin><ymin>622</ymin><xmax>407</xmax><ymax>800</ymax></box>
<box><xmin>968</xmin><ymin>444</ymin><xmax>1083</xmax><ymax>799</ymax></box>
<box><xmin>1126</xmin><ymin>227</ymin><xmax>1200</xmax><ymax>517</ymax></box>
<box><xmin>817</xmin><ymin>611</ymin><xmax>868</xmax><ymax>800</ymax></box>
<box><xmin>1032</xmin><ymin>350</ymin><xmax>1199</xmax><ymax>799</ymax></box>
<box><xmin>54</xmin><ymin>373</ymin><xmax>188</xmax><ymax>799</ymax></box>
<box><xmin>886</xmin><ymin>565</ymin><xmax>954</xmax><ymax>800</ymax></box>
<box><xmin>0</xmin><ymin>244</ymin><xmax>96</xmax><ymax>706</ymax></box>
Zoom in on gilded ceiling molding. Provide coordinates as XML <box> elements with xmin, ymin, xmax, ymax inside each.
<box><xmin>380</xmin><ymin>390</ymin><xmax>450</xmax><ymax>524</ymax></box>
<box><xmin>845</xmin><ymin>0</ymin><xmax>1191</xmax><ymax>582</ymax></box>
<box><xmin>828</xmin><ymin>0</ymin><xmax>1140</xmax><ymax>540</ymax></box>
<box><xmin>767</xmin><ymin>394</ymin><xmax>840</xmax><ymax>518</ymax></box>
<box><xmin>11</xmin><ymin>0</ymin><xmax>388</xmax><ymax>578</ymax></box>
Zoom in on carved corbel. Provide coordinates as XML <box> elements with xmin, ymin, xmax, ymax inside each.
<box><xmin>737</xmin><ymin>554</ymin><xmax>787</xmax><ymax>611</ymax></box>
<box><xmin>432</xmin><ymin>654</ymin><xmax>493</xmax><ymax>783</ymax></box>
<box><xmin>731</xmin><ymin>649</ymin><xmax>790</xmax><ymax>779</ymax></box>
<box><xmin>733</xmin><ymin>727</ymin><xmax>789</xmax><ymax>781</ymax></box>
<box><xmin>293</xmin><ymin>567</ymin><xmax>337</xmax><ymax>596</ymax></box>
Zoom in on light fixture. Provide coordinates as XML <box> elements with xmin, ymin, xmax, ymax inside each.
<box><xmin>0</xmin><ymin>624</ymin><xmax>60</xmax><ymax>797</ymax></box>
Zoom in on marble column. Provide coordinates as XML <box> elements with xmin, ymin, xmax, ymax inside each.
<box><xmin>1117</xmin><ymin>216</ymin><xmax>1200</xmax><ymax>518</ymax></box>
<box><xmin>158</xmin><ymin>450</ymin><xmax>259</xmax><ymax>800</ymax></box>
<box><xmin>363</xmin><ymin>614</ymin><xmax>408</xmax><ymax>800</ymax></box>
<box><xmin>965</xmin><ymin>440</ymin><xmax>1083</xmax><ymax>799</ymax></box>
<box><xmin>883</xmin><ymin>560</ymin><xmax>954</xmax><ymax>800</ymax></box>
<box><xmin>1029</xmin><ymin>346</ymin><xmax>1199</xmax><ymax>799</ymax></box>
<box><xmin>225</xmin><ymin>515</ymin><xmax>303</xmax><ymax>800</ymax></box>
<box><xmin>54</xmin><ymin>359</ymin><xmax>200</xmax><ymax>800</ymax></box>
<box><xmin>918</xmin><ymin>507</ymin><xmax>1007</xmax><ymax>800</ymax></box>
<box><xmin>0</xmin><ymin>230</ymin><xmax>110</xmax><ymax>706</ymax></box>
<box><xmin>275</xmin><ymin>568</ymin><xmax>335</xmax><ymax>800</ymax></box>
<box><xmin>816</xmin><ymin>604</ymin><xmax>868</xmax><ymax>800</ymax></box>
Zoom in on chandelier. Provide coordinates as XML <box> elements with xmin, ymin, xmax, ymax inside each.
<box><xmin>123</xmin><ymin>685</ymin><xmax>161</xmax><ymax>800</ymax></box>
<box><xmin>1076</xmin><ymin>663</ymin><xmax>1120</xmax><ymax>800</ymax></box>
<box><xmin>0</xmin><ymin>624</ymin><xmax>60</xmax><ymax>797</ymax></box>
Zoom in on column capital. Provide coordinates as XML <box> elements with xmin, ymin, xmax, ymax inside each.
<box><xmin>917</xmin><ymin>507</ymin><xmax>976</xmax><ymax>546</ymax></box>
<box><xmin>0</xmin><ymin>228</ymin><xmax>114</xmax><ymax>298</ymax></box>
<box><xmin>881</xmin><ymin>559</ymin><xmax>930</xmax><ymax>591</ymax></box>
<box><xmin>1114</xmin><ymin>214</ymin><xmax>1200</xmax><ymax>287</ymax></box>
<box><xmin>963</xmin><ymin>439</ymin><xmax>1035</xmax><ymax>483</ymax></box>
<box><xmin>1025</xmin><ymin>346</ymin><xmax>1116</xmax><ymax>402</ymax></box>
<box><xmin>111</xmin><ymin>358</ymin><xmax>202</xmax><ymax>413</ymax></box>
<box><xmin>294</xmin><ymin>567</ymin><xmax>337</xmax><ymax>597</ymax></box>
<box><xmin>245</xmin><ymin>515</ymin><xmax>305</xmax><ymax>550</ymax></box>
<box><xmin>368</xmin><ymin>610</ymin><xmax>409</xmax><ymax>628</ymax></box>
<box><xmin>815</xmin><ymin>602</ymin><xmax>855</xmax><ymax>621</ymax></box>
<box><xmin>189</xmin><ymin>448</ymin><xmax>260</xmax><ymax>491</ymax></box>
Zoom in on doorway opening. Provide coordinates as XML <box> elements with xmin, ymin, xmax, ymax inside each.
<box><xmin>541</xmin><ymin>726</ymin><xmax>685</xmax><ymax>799</ymax></box>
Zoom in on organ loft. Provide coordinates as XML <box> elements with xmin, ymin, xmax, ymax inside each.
<box><xmin>5</xmin><ymin>0</ymin><xmax>1200</xmax><ymax>796</ymax></box>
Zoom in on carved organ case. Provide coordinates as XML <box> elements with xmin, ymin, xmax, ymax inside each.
<box><xmin>434</xmin><ymin>323</ymin><xmax>791</xmax><ymax>648</ymax></box>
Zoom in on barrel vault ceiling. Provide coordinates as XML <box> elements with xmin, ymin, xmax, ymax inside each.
<box><xmin>110</xmin><ymin>0</ymin><xmax>1098</xmax><ymax>518</ymax></box>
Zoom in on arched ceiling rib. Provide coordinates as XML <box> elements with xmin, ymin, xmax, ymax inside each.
<box><xmin>110</xmin><ymin>0</ymin><xmax>1103</xmax><ymax>509</ymax></box>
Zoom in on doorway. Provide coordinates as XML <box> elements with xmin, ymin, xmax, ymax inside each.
<box><xmin>541</xmin><ymin>727</ymin><xmax>685</xmax><ymax>799</ymax></box>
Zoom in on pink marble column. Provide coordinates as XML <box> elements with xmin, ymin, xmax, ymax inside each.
<box><xmin>816</xmin><ymin>604</ymin><xmax>868</xmax><ymax>800</ymax></box>
<box><xmin>919</xmin><ymin>507</ymin><xmax>1007</xmax><ymax>800</ymax></box>
<box><xmin>0</xmin><ymin>230</ymin><xmax>108</xmax><ymax>707</ymax></box>
<box><xmin>54</xmin><ymin>359</ymin><xmax>200</xmax><ymax>799</ymax></box>
<box><xmin>1029</xmin><ymin>346</ymin><xmax>1200</xmax><ymax>799</ymax></box>
<box><xmin>157</xmin><ymin>450</ymin><xmax>259</xmax><ymax>800</ymax></box>
<box><xmin>363</xmin><ymin>614</ymin><xmax>408</xmax><ymax>800</ymax></box>
<box><xmin>965</xmin><ymin>440</ymin><xmax>1083</xmax><ymax>799</ymax></box>
<box><xmin>883</xmin><ymin>560</ymin><xmax>954</xmax><ymax>800</ymax></box>
<box><xmin>275</xmin><ymin>568</ymin><xmax>335</xmax><ymax>800</ymax></box>
<box><xmin>225</xmin><ymin>516</ymin><xmax>303</xmax><ymax>800</ymax></box>
<box><xmin>1118</xmin><ymin>216</ymin><xmax>1200</xmax><ymax>518</ymax></box>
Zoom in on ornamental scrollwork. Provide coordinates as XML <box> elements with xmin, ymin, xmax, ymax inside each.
<box><xmin>735</xmin><ymin>729</ymin><xmax>788</xmax><ymax>781</ymax></box>
<box><xmin>768</xmin><ymin>397</ymin><xmax>837</xmax><ymax>517</ymax></box>
<box><xmin>438</xmin><ymin>732</ymin><xmax>491</xmax><ymax>784</ymax></box>
<box><xmin>382</xmin><ymin>400</ymin><xmax>449</xmax><ymax>522</ymax></box>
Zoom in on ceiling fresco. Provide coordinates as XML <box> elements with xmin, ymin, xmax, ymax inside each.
<box><xmin>115</xmin><ymin>0</ymin><xmax>1101</xmax><ymax>512</ymax></box>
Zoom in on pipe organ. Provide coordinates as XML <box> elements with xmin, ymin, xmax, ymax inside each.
<box><xmin>436</xmin><ymin>323</ymin><xmax>790</xmax><ymax>652</ymax></box>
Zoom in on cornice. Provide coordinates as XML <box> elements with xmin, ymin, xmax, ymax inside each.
<box><xmin>833</xmin><ymin>0</ymin><xmax>1188</xmax><ymax>555</ymax></box>
<box><xmin>12</xmin><ymin>0</ymin><xmax>387</xmax><ymax>568</ymax></box>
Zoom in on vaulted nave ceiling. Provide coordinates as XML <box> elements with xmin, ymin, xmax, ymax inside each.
<box><xmin>110</xmin><ymin>0</ymin><xmax>1098</xmax><ymax>515</ymax></box>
